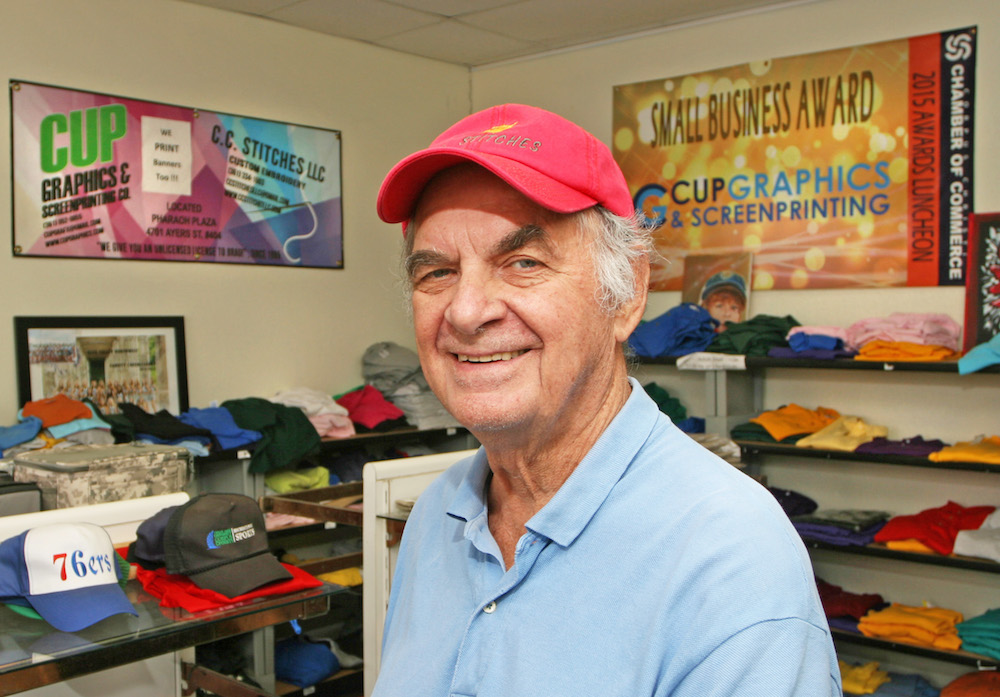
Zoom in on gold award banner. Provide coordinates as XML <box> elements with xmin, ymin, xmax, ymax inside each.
<box><xmin>613</xmin><ymin>27</ymin><xmax>976</xmax><ymax>291</ymax></box>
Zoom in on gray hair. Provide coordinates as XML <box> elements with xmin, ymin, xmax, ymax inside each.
<box><xmin>399</xmin><ymin>205</ymin><xmax>653</xmax><ymax>314</ymax></box>
<box><xmin>577</xmin><ymin>206</ymin><xmax>653</xmax><ymax>314</ymax></box>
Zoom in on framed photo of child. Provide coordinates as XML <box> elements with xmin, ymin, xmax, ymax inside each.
<box><xmin>682</xmin><ymin>253</ymin><xmax>753</xmax><ymax>332</ymax></box>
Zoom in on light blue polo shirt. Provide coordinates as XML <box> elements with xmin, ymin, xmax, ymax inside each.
<box><xmin>373</xmin><ymin>378</ymin><xmax>842</xmax><ymax>697</ymax></box>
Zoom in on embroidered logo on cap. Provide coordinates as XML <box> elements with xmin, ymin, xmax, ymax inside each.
<box><xmin>459</xmin><ymin>125</ymin><xmax>542</xmax><ymax>151</ymax></box>
<box><xmin>484</xmin><ymin>122</ymin><xmax>517</xmax><ymax>134</ymax></box>
<box><xmin>205</xmin><ymin>523</ymin><xmax>256</xmax><ymax>549</ymax></box>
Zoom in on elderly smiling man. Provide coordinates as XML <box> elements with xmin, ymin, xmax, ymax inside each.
<box><xmin>373</xmin><ymin>104</ymin><xmax>841</xmax><ymax>697</ymax></box>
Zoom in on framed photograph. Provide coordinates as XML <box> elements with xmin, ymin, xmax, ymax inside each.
<box><xmin>682</xmin><ymin>253</ymin><xmax>753</xmax><ymax>332</ymax></box>
<box><xmin>14</xmin><ymin>316</ymin><xmax>188</xmax><ymax>415</ymax></box>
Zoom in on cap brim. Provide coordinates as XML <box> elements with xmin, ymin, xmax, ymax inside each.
<box><xmin>126</xmin><ymin>540</ymin><xmax>165</xmax><ymax>570</ymax></box>
<box><xmin>187</xmin><ymin>553</ymin><xmax>293</xmax><ymax>599</ymax></box>
<box><xmin>27</xmin><ymin>584</ymin><xmax>137</xmax><ymax>633</ymax></box>
<box><xmin>705</xmin><ymin>283</ymin><xmax>746</xmax><ymax>300</ymax></box>
<box><xmin>377</xmin><ymin>148</ymin><xmax>599</xmax><ymax>224</ymax></box>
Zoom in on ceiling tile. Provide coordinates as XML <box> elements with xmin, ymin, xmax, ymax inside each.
<box><xmin>384</xmin><ymin>0</ymin><xmax>523</xmax><ymax>18</ymax></box>
<box><xmin>377</xmin><ymin>17</ymin><xmax>533</xmax><ymax>65</ymax></box>
<box><xmin>181</xmin><ymin>0</ymin><xmax>297</xmax><ymax>14</ymax></box>
<box><xmin>174</xmin><ymin>0</ymin><xmax>817</xmax><ymax>66</ymax></box>
<box><xmin>462</xmin><ymin>0</ymin><xmax>784</xmax><ymax>45</ymax></box>
<box><xmin>269</xmin><ymin>0</ymin><xmax>441</xmax><ymax>42</ymax></box>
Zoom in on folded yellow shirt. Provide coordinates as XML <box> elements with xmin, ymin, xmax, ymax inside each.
<box><xmin>854</xmin><ymin>340</ymin><xmax>958</xmax><ymax>362</ymax></box>
<box><xmin>796</xmin><ymin>415</ymin><xmax>889</xmax><ymax>451</ymax></box>
<box><xmin>838</xmin><ymin>660</ymin><xmax>890</xmax><ymax>695</ymax></box>
<box><xmin>883</xmin><ymin>539</ymin><xmax>936</xmax><ymax>554</ymax></box>
<box><xmin>858</xmin><ymin>603</ymin><xmax>963</xmax><ymax>650</ymax></box>
<box><xmin>929</xmin><ymin>436</ymin><xmax>1000</xmax><ymax>465</ymax></box>
<box><xmin>750</xmin><ymin>403</ymin><xmax>840</xmax><ymax>441</ymax></box>
<box><xmin>318</xmin><ymin>567</ymin><xmax>363</xmax><ymax>587</ymax></box>
<box><xmin>265</xmin><ymin>465</ymin><xmax>331</xmax><ymax>493</ymax></box>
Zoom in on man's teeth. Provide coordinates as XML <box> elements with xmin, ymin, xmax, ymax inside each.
<box><xmin>457</xmin><ymin>350</ymin><xmax>526</xmax><ymax>363</ymax></box>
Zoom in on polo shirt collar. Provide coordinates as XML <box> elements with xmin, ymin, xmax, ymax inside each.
<box><xmin>446</xmin><ymin>377</ymin><xmax>658</xmax><ymax>548</ymax></box>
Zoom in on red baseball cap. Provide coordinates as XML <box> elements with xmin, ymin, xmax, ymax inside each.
<box><xmin>376</xmin><ymin>104</ymin><xmax>634</xmax><ymax>228</ymax></box>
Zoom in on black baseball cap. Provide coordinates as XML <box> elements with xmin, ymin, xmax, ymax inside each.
<box><xmin>163</xmin><ymin>494</ymin><xmax>291</xmax><ymax>598</ymax></box>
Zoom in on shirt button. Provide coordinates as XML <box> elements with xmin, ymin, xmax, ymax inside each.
<box><xmin>483</xmin><ymin>601</ymin><xmax>497</xmax><ymax>614</ymax></box>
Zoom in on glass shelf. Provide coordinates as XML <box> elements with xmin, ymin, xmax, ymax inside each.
<box><xmin>0</xmin><ymin>581</ymin><xmax>344</xmax><ymax>696</ymax></box>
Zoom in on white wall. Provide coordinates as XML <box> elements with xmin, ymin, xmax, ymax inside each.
<box><xmin>0</xmin><ymin>0</ymin><xmax>470</xmax><ymax>421</ymax></box>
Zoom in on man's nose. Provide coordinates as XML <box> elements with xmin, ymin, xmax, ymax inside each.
<box><xmin>444</xmin><ymin>272</ymin><xmax>505</xmax><ymax>335</ymax></box>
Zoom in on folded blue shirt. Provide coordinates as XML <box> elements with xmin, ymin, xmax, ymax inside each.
<box><xmin>628</xmin><ymin>303</ymin><xmax>718</xmax><ymax>357</ymax></box>
<box><xmin>48</xmin><ymin>413</ymin><xmax>113</xmax><ymax>440</ymax></box>
<box><xmin>959</xmin><ymin>333</ymin><xmax>1000</xmax><ymax>375</ymax></box>
<box><xmin>0</xmin><ymin>417</ymin><xmax>43</xmax><ymax>455</ymax></box>
<box><xmin>177</xmin><ymin>406</ymin><xmax>262</xmax><ymax>450</ymax></box>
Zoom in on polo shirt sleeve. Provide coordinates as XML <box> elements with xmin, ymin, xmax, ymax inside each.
<box><xmin>670</xmin><ymin>617</ymin><xmax>843</xmax><ymax>697</ymax></box>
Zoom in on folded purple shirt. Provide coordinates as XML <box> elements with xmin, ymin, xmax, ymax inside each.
<box><xmin>854</xmin><ymin>436</ymin><xmax>948</xmax><ymax>457</ymax></box>
<box><xmin>793</xmin><ymin>520</ymin><xmax>885</xmax><ymax>546</ymax></box>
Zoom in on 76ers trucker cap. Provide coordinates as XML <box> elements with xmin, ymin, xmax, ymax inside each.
<box><xmin>164</xmin><ymin>493</ymin><xmax>291</xmax><ymax>598</ymax></box>
<box><xmin>376</xmin><ymin>103</ymin><xmax>634</xmax><ymax>228</ymax></box>
<box><xmin>0</xmin><ymin>522</ymin><xmax>137</xmax><ymax>632</ymax></box>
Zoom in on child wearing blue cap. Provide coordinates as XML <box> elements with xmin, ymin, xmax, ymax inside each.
<box><xmin>701</xmin><ymin>270</ymin><xmax>748</xmax><ymax>331</ymax></box>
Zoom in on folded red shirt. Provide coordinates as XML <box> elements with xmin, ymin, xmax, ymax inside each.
<box><xmin>873</xmin><ymin>501</ymin><xmax>995</xmax><ymax>555</ymax></box>
<box><xmin>817</xmin><ymin>579</ymin><xmax>884</xmax><ymax>620</ymax></box>
<box><xmin>136</xmin><ymin>562</ymin><xmax>322</xmax><ymax>613</ymax></box>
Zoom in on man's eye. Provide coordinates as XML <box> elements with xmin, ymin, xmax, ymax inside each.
<box><xmin>511</xmin><ymin>258</ymin><xmax>540</xmax><ymax>270</ymax></box>
<box><xmin>417</xmin><ymin>268</ymin><xmax>453</xmax><ymax>282</ymax></box>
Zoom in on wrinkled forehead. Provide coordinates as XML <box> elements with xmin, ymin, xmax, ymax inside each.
<box><xmin>405</xmin><ymin>163</ymin><xmax>577</xmax><ymax>254</ymax></box>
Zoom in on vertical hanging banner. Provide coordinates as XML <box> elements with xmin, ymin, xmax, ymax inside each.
<box><xmin>613</xmin><ymin>27</ymin><xmax>975</xmax><ymax>291</ymax></box>
<box><xmin>10</xmin><ymin>81</ymin><xmax>343</xmax><ymax>268</ymax></box>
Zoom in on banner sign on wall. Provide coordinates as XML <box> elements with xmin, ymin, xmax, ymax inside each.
<box><xmin>613</xmin><ymin>27</ymin><xmax>976</xmax><ymax>291</ymax></box>
<box><xmin>10</xmin><ymin>81</ymin><xmax>343</xmax><ymax>268</ymax></box>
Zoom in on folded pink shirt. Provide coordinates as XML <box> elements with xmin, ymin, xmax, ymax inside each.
<box><xmin>845</xmin><ymin>313</ymin><xmax>961</xmax><ymax>352</ymax></box>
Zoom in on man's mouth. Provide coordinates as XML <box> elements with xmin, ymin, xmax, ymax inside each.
<box><xmin>456</xmin><ymin>350</ymin><xmax>527</xmax><ymax>363</ymax></box>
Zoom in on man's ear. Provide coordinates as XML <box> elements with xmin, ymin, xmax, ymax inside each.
<box><xmin>614</xmin><ymin>256</ymin><xmax>651</xmax><ymax>343</ymax></box>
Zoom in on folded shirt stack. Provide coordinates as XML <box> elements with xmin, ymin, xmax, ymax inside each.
<box><xmin>854</xmin><ymin>436</ymin><xmax>949</xmax><ymax>458</ymax></box>
<box><xmin>858</xmin><ymin>603</ymin><xmax>963</xmax><ymax>651</ymax></box>
<box><xmin>795</xmin><ymin>415</ymin><xmax>889</xmax><ymax>451</ymax></box>
<box><xmin>817</xmin><ymin>578</ymin><xmax>885</xmax><ymax>633</ymax></box>
<box><xmin>874</xmin><ymin>501</ymin><xmax>997</xmax><ymax>556</ymax></box>
<box><xmin>707</xmin><ymin>314</ymin><xmax>801</xmax><ymax>356</ymax></box>
<box><xmin>767</xmin><ymin>325</ymin><xmax>856</xmax><ymax>360</ymax></box>
<box><xmin>955</xmin><ymin>607</ymin><xmax>1000</xmax><ymax>660</ymax></box>
<box><xmin>839</xmin><ymin>660</ymin><xmax>890</xmax><ymax>695</ymax></box>
<box><xmin>953</xmin><ymin>510</ymin><xmax>1000</xmax><ymax>563</ymax></box>
<box><xmin>748</xmin><ymin>403</ymin><xmax>841</xmax><ymax>441</ymax></box>
<box><xmin>793</xmin><ymin>509</ymin><xmax>890</xmax><ymax>547</ymax></box>
<box><xmin>627</xmin><ymin>303</ymin><xmax>717</xmax><ymax>357</ymax></box>
<box><xmin>864</xmin><ymin>671</ymin><xmax>940</xmax><ymax>697</ymax></box>
<box><xmin>845</xmin><ymin>313</ymin><xmax>962</xmax><ymax>354</ymax></box>
<box><xmin>854</xmin><ymin>340</ymin><xmax>958</xmax><ymax>362</ymax></box>
<box><xmin>928</xmin><ymin>436</ymin><xmax>1000</xmax><ymax>465</ymax></box>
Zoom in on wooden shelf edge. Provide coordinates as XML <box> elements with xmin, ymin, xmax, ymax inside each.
<box><xmin>275</xmin><ymin>668</ymin><xmax>363</xmax><ymax>696</ymax></box>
